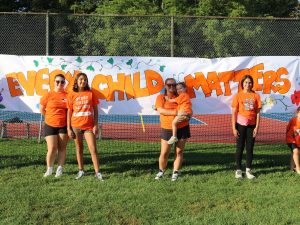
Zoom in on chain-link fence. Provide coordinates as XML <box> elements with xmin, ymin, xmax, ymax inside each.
<box><xmin>0</xmin><ymin>13</ymin><xmax>299</xmax><ymax>57</ymax></box>
<box><xmin>0</xmin><ymin>13</ymin><xmax>298</xmax><ymax>160</ymax></box>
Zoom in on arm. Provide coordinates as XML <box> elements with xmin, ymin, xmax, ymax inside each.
<box><xmin>93</xmin><ymin>105</ymin><xmax>99</xmax><ymax>136</ymax></box>
<box><xmin>156</xmin><ymin>107</ymin><xmax>177</xmax><ymax>116</ymax></box>
<box><xmin>231</xmin><ymin>107</ymin><xmax>239</xmax><ymax>137</ymax></box>
<box><xmin>67</xmin><ymin>108</ymin><xmax>75</xmax><ymax>139</ymax></box>
<box><xmin>253</xmin><ymin>109</ymin><xmax>261</xmax><ymax>138</ymax></box>
<box><xmin>40</xmin><ymin>104</ymin><xmax>46</xmax><ymax>116</ymax></box>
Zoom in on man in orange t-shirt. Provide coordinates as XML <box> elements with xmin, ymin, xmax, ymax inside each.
<box><xmin>286</xmin><ymin>106</ymin><xmax>300</xmax><ymax>174</ymax></box>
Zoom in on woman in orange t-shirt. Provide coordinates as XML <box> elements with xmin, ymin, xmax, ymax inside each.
<box><xmin>154</xmin><ymin>78</ymin><xmax>190</xmax><ymax>181</ymax></box>
<box><xmin>231</xmin><ymin>75</ymin><xmax>261</xmax><ymax>179</ymax></box>
<box><xmin>40</xmin><ymin>74</ymin><xmax>68</xmax><ymax>178</ymax></box>
<box><xmin>67</xmin><ymin>73</ymin><xmax>103</xmax><ymax>181</ymax></box>
<box><xmin>286</xmin><ymin>106</ymin><xmax>300</xmax><ymax>174</ymax></box>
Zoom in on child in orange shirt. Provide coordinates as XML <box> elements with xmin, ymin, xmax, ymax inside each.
<box><xmin>286</xmin><ymin>106</ymin><xmax>300</xmax><ymax>174</ymax></box>
<box><xmin>67</xmin><ymin>73</ymin><xmax>103</xmax><ymax>181</ymax></box>
<box><xmin>165</xmin><ymin>82</ymin><xmax>193</xmax><ymax>145</ymax></box>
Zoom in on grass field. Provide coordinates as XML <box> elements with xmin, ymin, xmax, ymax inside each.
<box><xmin>0</xmin><ymin>139</ymin><xmax>300</xmax><ymax>225</ymax></box>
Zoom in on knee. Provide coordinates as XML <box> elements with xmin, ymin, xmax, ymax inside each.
<box><xmin>293</xmin><ymin>148</ymin><xmax>299</xmax><ymax>155</ymax></box>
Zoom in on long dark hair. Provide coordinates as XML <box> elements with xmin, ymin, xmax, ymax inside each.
<box><xmin>240</xmin><ymin>75</ymin><xmax>254</xmax><ymax>91</ymax></box>
<box><xmin>73</xmin><ymin>73</ymin><xmax>90</xmax><ymax>92</ymax></box>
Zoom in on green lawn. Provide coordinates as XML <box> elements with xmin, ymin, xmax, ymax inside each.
<box><xmin>0</xmin><ymin>139</ymin><xmax>299</xmax><ymax>225</ymax></box>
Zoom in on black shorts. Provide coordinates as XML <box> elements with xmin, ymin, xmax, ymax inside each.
<box><xmin>44</xmin><ymin>123</ymin><xmax>67</xmax><ymax>137</ymax></box>
<box><xmin>287</xmin><ymin>143</ymin><xmax>299</xmax><ymax>151</ymax></box>
<box><xmin>161</xmin><ymin>125</ymin><xmax>191</xmax><ymax>141</ymax></box>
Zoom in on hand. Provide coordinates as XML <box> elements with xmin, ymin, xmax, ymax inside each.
<box><xmin>67</xmin><ymin>128</ymin><xmax>75</xmax><ymax>139</ymax></box>
<box><xmin>233</xmin><ymin>129</ymin><xmax>239</xmax><ymax>138</ymax></box>
<box><xmin>177</xmin><ymin>110</ymin><xmax>187</xmax><ymax>116</ymax></box>
<box><xmin>253</xmin><ymin>128</ymin><xmax>258</xmax><ymax>138</ymax></box>
<box><xmin>93</xmin><ymin>125</ymin><xmax>99</xmax><ymax>136</ymax></box>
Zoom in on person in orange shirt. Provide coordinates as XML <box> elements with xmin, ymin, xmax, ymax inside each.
<box><xmin>154</xmin><ymin>78</ymin><xmax>190</xmax><ymax>181</ymax></box>
<box><xmin>231</xmin><ymin>75</ymin><xmax>261</xmax><ymax>179</ymax></box>
<box><xmin>165</xmin><ymin>82</ymin><xmax>193</xmax><ymax>145</ymax></box>
<box><xmin>40</xmin><ymin>74</ymin><xmax>68</xmax><ymax>178</ymax></box>
<box><xmin>286</xmin><ymin>106</ymin><xmax>300</xmax><ymax>174</ymax></box>
<box><xmin>67</xmin><ymin>73</ymin><xmax>103</xmax><ymax>181</ymax></box>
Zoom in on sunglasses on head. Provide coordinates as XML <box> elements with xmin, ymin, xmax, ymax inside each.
<box><xmin>166</xmin><ymin>83</ymin><xmax>176</xmax><ymax>87</ymax></box>
<box><xmin>55</xmin><ymin>80</ymin><xmax>65</xmax><ymax>85</ymax></box>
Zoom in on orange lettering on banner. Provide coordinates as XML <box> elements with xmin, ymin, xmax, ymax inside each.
<box><xmin>184</xmin><ymin>73</ymin><xmax>211</xmax><ymax>98</ymax></box>
<box><xmin>106</xmin><ymin>74</ymin><xmax>125</xmax><ymax>101</ymax></box>
<box><xmin>36</xmin><ymin>68</ymin><xmax>49</xmax><ymax>96</ymax></box>
<box><xmin>219</xmin><ymin>71</ymin><xmax>234</xmax><ymax>96</ymax></box>
<box><xmin>276</xmin><ymin>67</ymin><xmax>290</xmax><ymax>94</ymax></box>
<box><xmin>133</xmin><ymin>72</ymin><xmax>149</xmax><ymax>98</ymax></box>
<box><xmin>124</xmin><ymin>75</ymin><xmax>135</xmax><ymax>100</ymax></box>
<box><xmin>6</xmin><ymin>73</ymin><xmax>23</xmax><ymax>97</ymax></box>
<box><xmin>207</xmin><ymin>72</ymin><xmax>223</xmax><ymax>96</ymax></box>
<box><xmin>263</xmin><ymin>70</ymin><xmax>277</xmax><ymax>93</ymax></box>
<box><xmin>249</xmin><ymin>63</ymin><xmax>263</xmax><ymax>91</ymax></box>
<box><xmin>11</xmin><ymin>71</ymin><xmax>36</xmax><ymax>96</ymax></box>
<box><xmin>91</xmin><ymin>74</ymin><xmax>109</xmax><ymax>99</ymax></box>
<box><xmin>145</xmin><ymin>70</ymin><xmax>164</xmax><ymax>95</ymax></box>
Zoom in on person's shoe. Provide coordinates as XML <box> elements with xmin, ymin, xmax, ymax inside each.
<box><xmin>55</xmin><ymin>166</ymin><xmax>63</xmax><ymax>178</ymax></box>
<box><xmin>75</xmin><ymin>170</ymin><xmax>84</xmax><ymax>180</ymax></box>
<box><xmin>167</xmin><ymin>136</ymin><xmax>178</xmax><ymax>145</ymax></box>
<box><xmin>295</xmin><ymin>169</ymin><xmax>300</xmax><ymax>175</ymax></box>
<box><xmin>43</xmin><ymin>167</ymin><xmax>53</xmax><ymax>177</ymax></box>
<box><xmin>245</xmin><ymin>169</ymin><xmax>255</xmax><ymax>179</ymax></box>
<box><xmin>171</xmin><ymin>171</ymin><xmax>179</xmax><ymax>181</ymax></box>
<box><xmin>96</xmin><ymin>172</ymin><xmax>104</xmax><ymax>181</ymax></box>
<box><xmin>235</xmin><ymin>170</ymin><xmax>243</xmax><ymax>179</ymax></box>
<box><xmin>155</xmin><ymin>170</ymin><xmax>165</xmax><ymax>180</ymax></box>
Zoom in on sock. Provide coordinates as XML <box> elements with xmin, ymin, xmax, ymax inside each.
<box><xmin>246</xmin><ymin>168</ymin><xmax>251</xmax><ymax>172</ymax></box>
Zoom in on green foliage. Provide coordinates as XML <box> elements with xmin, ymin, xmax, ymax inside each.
<box><xmin>1</xmin><ymin>140</ymin><xmax>300</xmax><ymax>224</ymax></box>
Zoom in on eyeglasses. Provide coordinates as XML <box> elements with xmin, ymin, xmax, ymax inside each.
<box><xmin>55</xmin><ymin>80</ymin><xmax>65</xmax><ymax>85</ymax></box>
<box><xmin>166</xmin><ymin>83</ymin><xmax>176</xmax><ymax>87</ymax></box>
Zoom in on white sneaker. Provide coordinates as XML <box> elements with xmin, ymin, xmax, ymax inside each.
<box><xmin>235</xmin><ymin>170</ymin><xmax>243</xmax><ymax>179</ymax></box>
<box><xmin>167</xmin><ymin>136</ymin><xmax>178</xmax><ymax>145</ymax></box>
<box><xmin>55</xmin><ymin>166</ymin><xmax>63</xmax><ymax>178</ymax></box>
<box><xmin>43</xmin><ymin>167</ymin><xmax>53</xmax><ymax>177</ymax></box>
<box><xmin>75</xmin><ymin>170</ymin><xmax>84</xmax><ymax>180</ymax></box>
<box><xmin>171</xmin><ymin>171</ymin><xmax>179</xmax><ymax>181</ymax></box>
<box><xmin>96</xmin><ymin>172</ymin><xmax>104</xmax><ymax>181</ymax></box>
<box><xmin>155</xmin><ymin>170</ymin><xmax>164</xmax><ymax>180</ymax></box>
<box><xmin>246</xmin><ymin>169</ymin><xmax>255</xmax><ymax>179</ymax></box>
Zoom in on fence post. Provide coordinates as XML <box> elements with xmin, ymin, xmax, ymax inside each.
<box><xmin>46</xmin><ymin>11</ymin><xmax>49</xmax><ymax>55</ymax></box>
<box><xmin>170</xmin><ymin>15</ymin><xmax>174</xmax><ymax>57</ymax></box>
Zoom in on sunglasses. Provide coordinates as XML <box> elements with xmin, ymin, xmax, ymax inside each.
<box><xmin>166</xmin><ymin>83</ymin><xmax>176</xmax><ymax>87</ymax></box>
<box><xmin>55</xmin><ymin>80</ymin><xmax>65</xmax><ymax>85</ymax></box>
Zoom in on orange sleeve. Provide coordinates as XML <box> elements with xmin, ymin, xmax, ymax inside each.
<box><xmin>231</xmin><ymin>93</ymin><xmax>238</xmax><ymax>108</ymax></box>
<box><xmin>256</xmin><ymin>94</ymin><xmax>262</xmax><ymax>109</ymax></box>
<box><xmin>40</xmin><ymin>92</ymin><xmax>49</xmax><ymax>107</ymax></box>
<box><xmin>91</xmin><ymin>90</ymin><xmax>99</xmax><ymax>106</ymax></box>
<box><xmin>67</xmin><ymin>92</ymin><xmax>73</xmax><ymax>109</ymax></box>
<box><xmin>155</xmin><ymin>94</ymin><xmax>165</xmax><ymax>109</ymax></box>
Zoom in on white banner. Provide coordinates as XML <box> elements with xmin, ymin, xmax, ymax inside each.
<box><xmin>0</xmin><ymin>55</ymin><xmax>299</xmax><ymax>114</ymax></box>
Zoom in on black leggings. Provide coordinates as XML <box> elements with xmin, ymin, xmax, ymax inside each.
<box><xmin>235</xmin><ymin>123</ymin><xmax>256</xmax><ymax>170</ymax></box>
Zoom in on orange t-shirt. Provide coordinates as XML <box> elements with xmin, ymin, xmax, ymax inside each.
<box><xmin>231</xmin><ymin>91</ymin><xmax>262</xmax><ymax>125</ymax></box>
<box><xmin>40</xmin><ymin>91</ymin><xmax>68</xmax><ymax>127</ymax></box>
<box><xmin>155</xmin><ymin>94</ymin><xmax>189</xmax><ymax>129</ymax></box>
<box><xmin>286</xmin><ymin>117</ymin><xmax>300</xmax><ymax>145</ymax></box>
<box><xmin>67</xmin><ymin>90</ymin><xmax>99</xmax><ymax>130</ymax></box>
<box><xmin>174</xmin><ymin>93</ymin><xmax>193</xmax><ymax>115</ymax></box>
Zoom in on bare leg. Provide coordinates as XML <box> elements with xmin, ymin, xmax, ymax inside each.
<box><xmin>57</xmin><ymin>133</ymin><xmax>68</xmax><ymax>167</ymax></box>
<box><xmin>45</xmin><ymin>135</ymin><xmax>58</xmax><ymax>168</ymax></box>
<box><xmin>173</xmin><ymin>139</ymin><xmax>186</xmax><ymax>171</ymax></box>
<box><xmin>159</xmin><ymin>139</ymin><xmax>172</xmax><ymax>170</ymax></box>
<box><xmin>74</xmin><ymin>132</ymin><xmax>84</xmax><ymax>171</ymax></box>
<box><xmin>172</xmin><ymin>116</ymin><xmax>180</xmax><ymax>137</ymax></box>
<box><xmin>84</xmin><ymin>132</ymin><xmax>99</xmax><ymax>173</ymax></box>
<box><xmin>292</xmin><ymin>148</ymin><xmax>300</xmax><ymax>174</ymax></box>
